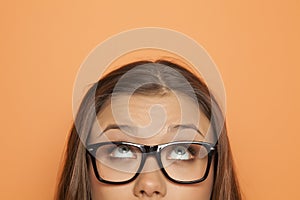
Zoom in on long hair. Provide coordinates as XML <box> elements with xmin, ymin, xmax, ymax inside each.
<box><xmin>55</xmin><ymin>59</ymin><xmax>242</xmax><ymax>200</ymax></box>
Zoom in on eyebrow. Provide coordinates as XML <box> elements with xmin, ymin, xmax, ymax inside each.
<box><xmin>98</xmin><ymin>124</ymin><xmax>137</xmax><ymax>136</ymax></box>
<box><xmin>98</xmin><ymin>123</ymin><xmax>204</xmax><ymax>137</ymax></box>
<box><xmin>170</xmin><ymin>124</ymin><xmax>205</xmax><ymax>137</ymax></box>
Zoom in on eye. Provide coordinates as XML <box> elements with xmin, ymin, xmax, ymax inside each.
<box><xmin>109</xmin><ymin>145</ymin><xmax>137</xmax><ymax>159</ymax></box>
<box><xmin>167</xmin><ymin>145</ymin><xmax>195</xmax><ymax>161</ymax></box>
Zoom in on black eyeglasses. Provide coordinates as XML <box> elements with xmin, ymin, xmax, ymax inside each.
<box><xmin>87</xmin><ymin>141</ymin><xmax>216</xmax><ymax>184</ymax></box>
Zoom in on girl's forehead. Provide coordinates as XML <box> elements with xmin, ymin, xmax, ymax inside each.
<box><xmin>88</xmin><ymin>93</ymin><xmax>210</xmax><ymax>144</ymax></box>
<box><xmin>98</xmin><ymin>93</ymin><xmax>205</xmax><ymax>127</ymax></box>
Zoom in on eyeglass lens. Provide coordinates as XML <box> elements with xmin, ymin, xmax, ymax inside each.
<box><xmin>93</xmin><ymin>143</ymin><xmax>209</xmax><ymax>182</ymax></box>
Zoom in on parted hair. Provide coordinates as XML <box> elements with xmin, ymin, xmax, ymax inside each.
<box><xmin>55</xmin><ymin>59</ymin><xmax>242</xmax><ymax>200</ymax></box>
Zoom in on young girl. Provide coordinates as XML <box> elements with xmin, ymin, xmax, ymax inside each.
<box><xmin>56</xmin><ymin>59</ymin><xmax>242</xmax><ymax>200</ymax></box>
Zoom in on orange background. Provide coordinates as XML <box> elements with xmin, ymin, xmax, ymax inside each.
<box><xmin>1</xmin><ymin>1</ymin><xmax>299</xmax><ymax>199</ymax></box>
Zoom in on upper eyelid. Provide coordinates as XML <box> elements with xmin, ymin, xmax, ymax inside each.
<box><xmin>115</xmin><ymin>142</ymin><xmax>205</xmax><ymax>151</ymax></box>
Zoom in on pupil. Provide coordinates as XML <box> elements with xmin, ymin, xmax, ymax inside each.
<box><xmin>176</xmin><ymin>147</ymin><xmax>185</xmax><ymax>155</ymax></box>
<box><xmin>118</xmin><ymin>145</ymin><xmax>129</xmax><ymax>153</ymax></box>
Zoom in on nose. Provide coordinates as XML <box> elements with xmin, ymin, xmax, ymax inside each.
<box><xmin>133</xmin><ymin>156</ymin><xmax>167</xmax><ymax>198</ymax></box>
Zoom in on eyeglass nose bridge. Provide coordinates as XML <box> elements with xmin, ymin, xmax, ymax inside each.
<box><xmin>143</xmin><ymin>145</ymin><xmax>159</xmax><ymax>154</ymax></box>
<box><xmin>140</xmin><ymin>145</ymin><xmax>161</xmax><ymax>163</ymax></box>
<box><xmin>137</xmin><ymin>145</ymin><xmax>165</xmax><ymax>173</ymax></box>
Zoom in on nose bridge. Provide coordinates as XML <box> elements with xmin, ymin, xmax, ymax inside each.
<box><xmin>134</xmin><ymin>149</ymin><xmax>167</xmax><ymax>198</ymax></box>
<box><xmin>141</xmin><ymin>150</ymin><xmax>162</xmax><ymax>173</ymax></box>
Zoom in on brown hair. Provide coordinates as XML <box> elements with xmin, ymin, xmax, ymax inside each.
<box><xmin>55</xmin><ymin>59</ymin><xmax>242</xmax><ymax>200</ymax></box>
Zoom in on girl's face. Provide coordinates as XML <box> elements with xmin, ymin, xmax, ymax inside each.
<box><xmin>88</xmin><ymin>93</ymin><xmax>214</xmax><ymax>200</ymax></box>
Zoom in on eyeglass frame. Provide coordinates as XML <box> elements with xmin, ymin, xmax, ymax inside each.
<box><xmin>86</xmin><ymin>141</ymin><xmax>217</xmax><ymax>185</ymax></box>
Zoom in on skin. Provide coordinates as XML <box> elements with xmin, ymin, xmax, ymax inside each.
<box><xmin>88</xmin><ymin>92</ymin><xmax>214</xmax><ymax>200</ymax></box>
